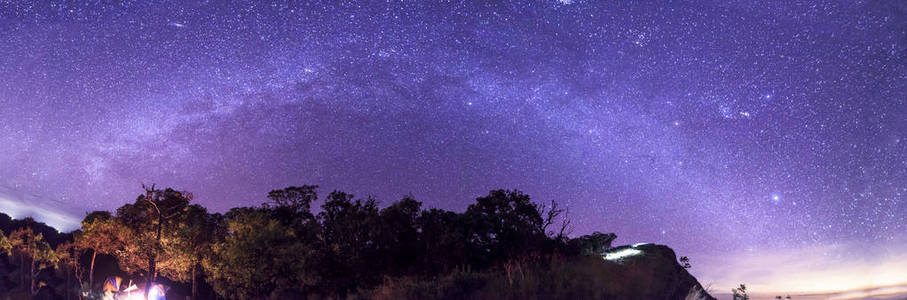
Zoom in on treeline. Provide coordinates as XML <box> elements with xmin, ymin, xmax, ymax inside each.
<box><xmin>0</xmin><ymin>185</ymin><xmax>618</xmax><ymax>299</ymax></box>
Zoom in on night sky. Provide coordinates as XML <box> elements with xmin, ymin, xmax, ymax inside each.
<box><xmin>1</xmin><ymin>1</ymin><xmax>905</xmax><ymax>294</ymax></box>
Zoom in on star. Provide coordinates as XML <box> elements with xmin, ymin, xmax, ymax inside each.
<box><xmin>0</xmin><ymin>1</ymin><xmax>901</xmax><ymax>295</ymax></box>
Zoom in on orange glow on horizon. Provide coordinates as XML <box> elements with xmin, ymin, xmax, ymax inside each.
<box><xmin>693</xmin><ymin>240</ymin><xmax>907</xmax><ymax>296</ymax></box>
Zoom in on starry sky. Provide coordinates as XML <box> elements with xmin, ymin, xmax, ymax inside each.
<box><xmin>0</xmin><ymin>0</ymin><xmax>904</xmax><ymax>294</ymax></box>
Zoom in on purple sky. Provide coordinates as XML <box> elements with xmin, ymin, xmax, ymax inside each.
<box><xmin>0</xmin><ymin>1</ymin><xmax>904</xmax><ymax>293</ymax></box>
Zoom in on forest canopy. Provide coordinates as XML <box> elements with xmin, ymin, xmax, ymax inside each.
<box><xmin>0</xmin><ymin>185</ymin><xmax>618</xmax><ymax>299</ymax></box>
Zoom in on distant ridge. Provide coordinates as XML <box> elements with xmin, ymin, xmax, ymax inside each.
<box><xmin>0</xmin><ymin>211</ymin><xmax>70</xmax><ymax>247</ymax></box>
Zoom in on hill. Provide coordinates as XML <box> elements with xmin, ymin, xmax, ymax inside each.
<box><xmin>362</xmin><ymin>243</ymin><xmax>714</xmax><ymax>300</ymax></box>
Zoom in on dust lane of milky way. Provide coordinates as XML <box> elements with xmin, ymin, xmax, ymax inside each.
<box><xmin>0</xmin><ymin>1</ymin><xmax>904</xmax><ymax>294</ymax></box>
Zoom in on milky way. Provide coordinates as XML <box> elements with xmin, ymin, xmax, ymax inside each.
<box><xmin>0</xmin><ymin>1</ymin><xmax>904</xmax><ymax>293</ymax></box>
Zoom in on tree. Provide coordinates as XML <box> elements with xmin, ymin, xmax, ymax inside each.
<box><xmin>0</xmin><ymin>229</ymin><xmax>13</xmax><ymax>289</ymax></box>
<box><xmin>55</xmin><ymin>241</ymin><xmax>85</xmax><ymax>300</ymax></box>
<box><xmin>417</xmin><ymin>208</ymin><xmax>472</xmax><ymax>275</ymax></box>
<box><xmin>465</xmin><ymin>190</ymin><xmax>547</xmax><ymax>263</ymax></box>
<box><xmin>203</xmin><ymin>207</ymin><xmax>313</xmax><ymax>299</ymax></box>
<box><xmin>732</xmin><ymin>283</ymin><xmax>749</xmax><ymax>300</ymax></box>
<box><xmin>377</xmin><ymin>195</ymin><xmax>422</xmax><ymax>276</ymax></box>
<box><xmin>0</xmin><ymin>229</ymin><xmax>11</xmax><ymax>255</ymax></box>
<box><xmin>116</xmin><ymin>185</ymin><xmax>190</xmax><ymax>298</ymax></box>
<box><xmin>317</xmin><ymin>191</ymin><xmax>381</xmax><ymax>294</ymax></box>
<box><xmin>265</xmin><ymin>185</ymin><xmax>318</xmax><ymax>216</ymax></box>
<box><xmin>74</xmin><ymin>210</ymin><xmax>122</xmax><ymax>289</ymax></box>
<box><xmin>265</xmin><ymin>185</ymin><xmax>320</xmax><ymax>245</ymax></box>
<box><xmin>9</xmin><ymin>226</ymin><xmax>59</xmax><ymax>296</ymax></box>
<box><xmin>159</xmin><ymin>204</ymin><xmax>220</xmax><ymax>300</ymax></box>
<box><xmin>680</xmin><ymin>256</ymin><xmax>691</xmax><ymax>268</ymax></box>
<box><xmin>541</xmin><ymin>200</ymin><xmax>571</xmax><ymax>240</ymax></box>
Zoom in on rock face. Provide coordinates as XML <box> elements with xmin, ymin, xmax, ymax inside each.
<box><xmin>572</xmin><ymin>231</ymin><xmax>619</xmax><ymax>256</ymax></box>
<box><xmin>599</xmin><ymin>243</ymin><xmax>715</xmax><ymax>300</ymax></box>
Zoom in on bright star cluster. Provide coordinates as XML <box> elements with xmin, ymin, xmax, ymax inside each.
<box><xmin>0</xmin><ymin>0</ymin><xmax>904</xmax><ymax>293</ymax></box>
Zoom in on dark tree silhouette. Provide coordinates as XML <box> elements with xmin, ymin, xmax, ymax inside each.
<box><xmin>680</xmin><ymin>256</ymin><xmax>692</xmax><ymax>268</ymax></box>
<box><xmin>0</xmin><ymin>185</ymin><xmax>645</xmax><ymax>300</ymax></box>
<box><xmin>466</xmin><ymin>190</ymin><xmax>547</xmax><ymax>264</ymax></box>
<box><xmin>318</xmin><ymin>191</ymin><xmax>382</xmax><ymax>294</ymax></box>
<box><xmin>266</xmin><ymin>185</ymin><xmax>318</xmax><ymax>216</ymax></box>
<box><xmin>377</xmin><ymin>195</ymin><xmax>422</xmax><ymax>276</ymax></box>
<box><xmin>732</xmin><ymin>283</ymin><xmax>749</xmax><ymax>300</ymax></box>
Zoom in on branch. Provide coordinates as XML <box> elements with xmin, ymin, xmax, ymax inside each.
<box><xmin>542</xmin><ymin>200</ymin><xmax>565</xmax><ymax>237</ymax></box>
<box><xmin>558</xmin><ymin>207</ymin><xmax>572</xmax><ymax>238</ymax></box>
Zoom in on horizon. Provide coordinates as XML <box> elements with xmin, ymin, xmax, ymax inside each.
<box><xmin>1</xmin><ymin>0</ymin><xmax>904</xmax><ymax>298</ymax></box>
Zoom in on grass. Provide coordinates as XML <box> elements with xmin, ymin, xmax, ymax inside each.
<box><xmin>358</xmin><ymin>254</ymin><xmax>658</xmax><ymax>300</ymax></box>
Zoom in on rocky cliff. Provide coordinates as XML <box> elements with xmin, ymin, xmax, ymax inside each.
<box><xmin>599</xmin><ymin>243</ymin><xmax>715</xmax><ymax>300</ymax></box>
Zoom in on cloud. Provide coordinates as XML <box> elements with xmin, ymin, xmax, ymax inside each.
<box><xmin>0</xmin><ymin>186</ymin><xmax>81</xmax><ymax>231</ymax></box>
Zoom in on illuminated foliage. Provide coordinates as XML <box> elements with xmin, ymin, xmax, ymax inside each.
<box><xmin>9</xmin><ymin>225</ymin><xmax>59</xmax><ymax>296</ymax></box>
<box><xmin>0</xmin><ymin>229</ymin><xmax>11</xmax><ymax>256</ymax></box>
<box><xmin>202</xmin><ymin>207</ymin><xmax>314</xmax><ymax>299</ymax></box>
<box><xmin>75</xmin><ymin>210</ymin><xmax>123</xmax><ymax>289</ymax></box>
<box><xmin>115</xmin><ymin>186</ymin><xmax>190</xmax><ymax>297</ymax></box>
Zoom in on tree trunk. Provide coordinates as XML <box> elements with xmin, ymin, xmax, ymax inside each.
<box><xmin>23</xmin><ymin>241</ymin><xmax>30</xmax><ymax>290</ymax></box>
<box><xmin>66</xmin><ymin>265</ymin><xmax>72</xmax><ymax>300</ymax></box>
<box><xmin>19</xmin><ymin>253</ymin><xmax>26</xmax><ymax>290</ymax></box>
<box><xmin>147</xmin><ymin>212</ymin><xmax>164</xmax><ymax>298</ymax></box>
<box><xmin>75</xmin><ymin>260</ymin><xmax>84</xmax><ymax>300</ymax></box>
<box><xmin>30</xmin><ymin>255</ymin><xmax>35</xmax><ymax>295</ymax></box>
<box><xmin>191</xmin><ymin>264</ymin><xmax>197</xmax><ymax>300</ymax></box>
<box><xmin>89</xmin><ymin>250</ymin><xmax>97</xmax><ymax>290</ymax></box>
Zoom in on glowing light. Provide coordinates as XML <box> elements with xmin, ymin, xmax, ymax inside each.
<box><xmin>119</xmin><ymin>283</ymin><xmax>166</xmax><ymax>300</ymax></box>
<box><xmin>124</xmin><ymin>292</ymin><xmax>144</xmax><ymax>300</ymax></box>
<box><xmin>148</xmin><ymin>283</ymin><xmax>166</xmax><ymax>300</ymax></box>
<box><xmin>604</xmin><ymin>248</ymin><xmax>643</xmax><ymax>261</ymax></box>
